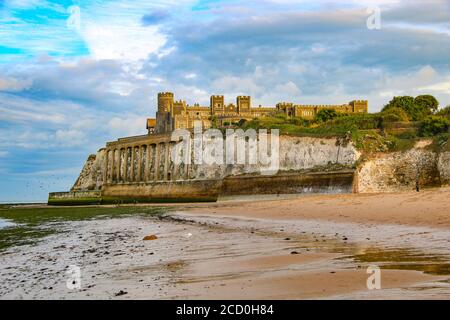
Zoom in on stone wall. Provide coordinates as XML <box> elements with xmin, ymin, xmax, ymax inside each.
<box><xmin>48</xmin><ymin>190</ymin><xmax>102</xmax><ymax>205</ymax></box>
<box><xmin>221</xmin><ymin>171</ymin><xmax>355</xmax><ymax>196</ymax></box>
<box><xmin>72</xmin><ymin>135</ymin><xmax>360</xmax><ymax>191</ymax></box>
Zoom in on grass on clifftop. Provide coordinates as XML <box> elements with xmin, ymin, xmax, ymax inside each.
<box><xmin>235</xmin><ymin>111</ymin><xmax>448</xmax><ymax>155</ymax></box>
<box><xmin>0</xmin><ymin>206</ymin><xmax>167</xmax><ymax>251</ymax></box>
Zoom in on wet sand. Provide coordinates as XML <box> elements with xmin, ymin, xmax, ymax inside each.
<box><xmin>1</xmin><ymin>188</ymin><xmax>450</xmax><ymax>299</ymax></box>
<box><xmin>185</xmin><ymin>187</ymin><xmax>450</xmax><ymax>229</ymax></box>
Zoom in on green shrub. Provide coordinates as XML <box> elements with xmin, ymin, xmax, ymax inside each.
<box><xmin>381</xmin><ymin>107</ymin><xmax>410</xmax><ymax>122</ymax></box>
<box><xmin>414</xmin><ymin>95</ymin><xmax>439</xmax><ymax>113</ymax></box>
<box><xmin>419</xmin><ymin>116</ymin><xmax>450</xmax><ymax>137</ymax></box>
<box><xmin>394</xmin><ymin>130</ymin><xmax>417</xmax><ymax>140</ymax></box>
<box><xmin>289</xmin><ymin>116</ymin><xmax>309</xmax><ymax>126</ymax></box>
<box><xmin>237</xmin><ymin>119</ymin><xmax>247</xmax><ymax>127</ymax></box>
<box><xmin>430</xmin><ymin>133</ymin><xmax>450</xmax><ymax>152</ymax></box>
<box><xmin>329</xmin><ymin>113</ymin><xmax>382</xmax><ymax>130</ymax></box>
<box><xmin>274</xmin><ymin>113</ymin><xmax>288</xmax><ymax>120</ymax></box>
<box><xmin>383</xmin><ymin>95</ymin><xmax>437</xmax><ymax>121</ymax></box>
<box><xmin>436</xmin><ymin>106</ymin><xmax>450</xmax><ymax>120</ymax></box>
<box><xmin>315</xmin><ymin>109</ymin><xmax>338</xmax><ymax>122</ymax></box>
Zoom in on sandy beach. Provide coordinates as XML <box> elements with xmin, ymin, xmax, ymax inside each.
<box><xmin>1</xmin><ymin>188</ymin><xmax>450</xmax><ymax>299</ymax></box>
<box><xmin>184</xmin><ymin>187</ymin><xmax>450</xmax><ymax>229</ymax></box>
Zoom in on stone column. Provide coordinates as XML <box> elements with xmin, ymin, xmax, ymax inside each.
<box><xmin>164</xmin><ymin>142</ymin><xmax>170</xmax><ymax>181</ymax></box>
<box><xmin>116</xmin><ymin>149</ymin><xmax>121</xmax><ymax>182</ymax></box>
<box><xmin>110</xmin><ymin>149</ymin><xmax>115</xmax><ymax>183</ymax></box>
<box><xmin>137</xmin><ymin>146</ymin><xmax>143</xmax><ymax>182</ymax></box>
<box><xmin>151</xmin><ymin>144</ymin><xmax>157</xmax><ymax>181</ymax></box>
<box><xmin>154</xmin><ymin>143</ymin><xmax>160</xmax><ymax>181</ymax></box>
<box><xmin>144</xmin><ymin>144</ymin><xmax>150</xmax><ymax>182</ymax></box>
<box><xmin>103</xmin><ymin>150</ymin><xmax>109</xmax><ymax>185</ymax></box>
<box><xmin>123</xmin><ymin>148</ymin><xmax>128</xmax><ymax>182</ymax></box>
<box><xmin>130</xmin><ymin>146</ymin><xmax>135</xmax><ymax>182</ymax></box>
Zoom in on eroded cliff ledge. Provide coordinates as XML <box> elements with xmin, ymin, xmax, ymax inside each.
<box><xmin>355</xmin><ymin>140</ymin><xmax>450</xmax><ymax>193</ymax></box>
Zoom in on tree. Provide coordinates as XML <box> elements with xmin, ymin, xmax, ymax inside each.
<box><xmin>237</xmin><ymin>118</ymin><xmax>247</xmax><ymax>127</ymax></box>
<box><xmin>380</xmin><ymin>106</ymin><xmax>410</xmax><ymax>122</ymax></box>
<box><xmin>414</xmin><ymin>95</ymin><xmax>439</xmax><ymax>114</ymax></box>
<box><xmin>419</xmin><ymin>116</ymin><xmax>449</xmax><ymax>137</ymax></box>
<box><xmin>315</xmin><ymin>109</ymin><xmax>338</xmax><ymax>123</ymax></box>
<box><xmin>436</xmin><ymin>106</ymin><xmax>450</xmax><ymax>120</ymax></box>
<box><xmin>209</xmin><ymin>115</ymin><xmax>218</xmax><ymax>128</ymax></box>
<box><xmin>382</xmin><ymin>96</ymin><xmax>414</xmax><ymax>112</ymax></box>
<box><xmin>382</xmin><ymin>95</ymin><xmax>438</xmax><ymax>121</ymax></box>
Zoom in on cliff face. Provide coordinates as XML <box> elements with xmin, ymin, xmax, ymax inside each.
<box><xmin>438</xmin><ymin>151</ymin><xmax>450</xmax><ymax>186</ymax></box>
<box><xmin>192</xmin><ymin>135</ymin><xmax>360</xmax><ymax>180</ymax></box>
<box><xmin>356</xmin><ymin>141</ymin><xmax>445</xmax><ymax>193</ymax></box>
<box><xmin>71</xmin><ymin>136</ymin><xmax>360</xmax><ymax>191</ymax></box>
<box><xmin>279</xmin><ymin>136</ymin><xmax>359</xmax><ymax>171</ymax></box>
<box><xmin>70</xmin><ymin>135</ymin><xmax>449</xmax><ymax>194</ymax></box>
<box><xmin>71</xmin><ymin>149</ymin><xmax>106</xmax><ymax>191</ymax></box>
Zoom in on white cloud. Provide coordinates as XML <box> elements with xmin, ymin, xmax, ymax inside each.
<box><xmin>0</xmin><ymin>77</ymin><xmax>32</xmax><ymax>92</ymax></box>
<box><xmin>368</xmin><ymin>66</ymin><xmax>450</xmax><ymax>110</ymax></box>
<box><xmin>184</xmin><ymin>73</ymin><xmax>197</xmax><ymax>79</ymax></box>
<box><xmin>419</xmin><ymin>80</ymin><xmax>450</xmax><ymax>94</ymax></box>
<box><xmin>211</xmin><ymin>76</ymin><xmax>262</xmax><ymax>96</ymax></box>
<box><xmin>275</xmin><ymin>81</ymin><xmax>301</xmax><ymax>96</ymax></box>
<box><xmin>108</xmin><ymin>116</ymin><xmax>147</xmax><ymax>137</ymax></box>
<box><xmin>81</xmin><ymin>23</ymin><xmax>167</xmax><ymax>62</ymax></box>
<box><xmin>55</xmin><ymin>129</ymin><xmax>86</xmax><ymax>146</ymax></box>
<box><xmin>71</xmin><ymin>1</ymin><xmax>197</xmax><ymax>63</ymax></box>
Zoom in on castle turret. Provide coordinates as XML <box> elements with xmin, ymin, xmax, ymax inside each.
<box><xmin>210</xmin><ymin>95</ymin><xmax>224</xmax><ymax>115</ymax></box>
<box><xmin>349</xmin><ymin>100</ymin><xmax>369</xmax><ymax>113</ymax></box>
<box><xmin>237</xmin><ymin>96</ymin><xmax>251</xmax><ymax>114</ymax></box>
<box><xmin>156</xmin><ymin>92</ymin><xmax>174</xmax><ymax>134</ymax></box>
<box><xmin>158</xmin><ymin>92</ymin><xmax>174</xmax><ymax>113</ymax></box>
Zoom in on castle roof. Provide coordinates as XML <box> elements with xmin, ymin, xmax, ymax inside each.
<box><xmin>146</xmin><ymin>118</ymin><xmax>156</xmax><ymax>128</ymax></box>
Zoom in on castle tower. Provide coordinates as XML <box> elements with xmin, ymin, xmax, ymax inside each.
<box><xmin>237</xmin><ymin>96</ymin><xmax>251</xmax><ymax>115</ymax></box>
<box><xmin>210</xmin><ymin>95</ymin><xmax>224</xmax><ymax>115</ymax></box>
<box><xmin>156</xmin><ymin>92</ymin><xmax>174</xmax><ymax>134</ymax></box>
<box><xmin>158</xmin><ymin>92</ymin><xmax>174</xmax><ymax>113</ymax></box>
<box><xmin>349</xmin><ymin>100</ymin><xmax>369</xmax><ymax>113</ymax></box>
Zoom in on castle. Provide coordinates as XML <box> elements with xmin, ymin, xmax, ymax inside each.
<box><xmin>48</xmin><ymin>92</ymin><xmax>369</xmax><ymax>205</ymax></box>
<box><xmin>148</xmin><ymin>92</ymin><xmax>368</xmax><ymax>134</ymax></box>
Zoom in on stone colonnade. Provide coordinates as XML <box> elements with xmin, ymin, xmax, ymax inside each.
<box><xmin>103</xmin><ymin>140</ymin><xmax>188</xmax><ymax>184</ymax></box>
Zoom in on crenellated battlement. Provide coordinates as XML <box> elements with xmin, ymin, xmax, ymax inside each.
<box><xmin>152</xmin><ymin>92</ymin><xmax>368</xmax><ymax>134</ymax></box>
<box><xmin>158</xmin><ymin>92</ymin><xmax>174</xmax><ymax>97</ymax></box>
<box><xmin>352</xmin><ymin>100</ymin><xmax>368</xmax><ymax>103</ymax></box>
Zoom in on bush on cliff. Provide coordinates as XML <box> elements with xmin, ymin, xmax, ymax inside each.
<box><xmin>419</xmin><ymin>116</ymin><xmax>450</xmax><ymax>137</ymax></box>
<box><xmin>315</xmin><ymin>109</ymin><xmax>338</xmax><ymax>123</ymax></box>
<box><xmin>328</xmin><ymin>113</ymin><xmax>382</xmax><ymax>130</ymax></box>
<box><xmin>382</xmin><ymin>95</ymin><xmax>438</xmax><ymax>121</ymax></box>
<box><xmin>241</xmin><ymin>113</ymin><xmax>382</xmax><ymax>138</ymax></box>
<box><xmin>414</xmin><ymin>95</ymin><xmax>439</xmax><ymax>113</ymax></box>
<box><xmin>380</xmin><ymin>107</ymin><xmax>410</xmax><ymax>122</ymax></box>
<box><xmin>436</xmin><ymin>106</ymin><xmax>450</xmax><ymax>120</ymax></box>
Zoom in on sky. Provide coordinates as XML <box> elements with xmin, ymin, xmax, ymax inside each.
<box><xmin>0</xmin><ymin>0</ymin><xmax>450</xmax><ymax>202</ymax></box>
